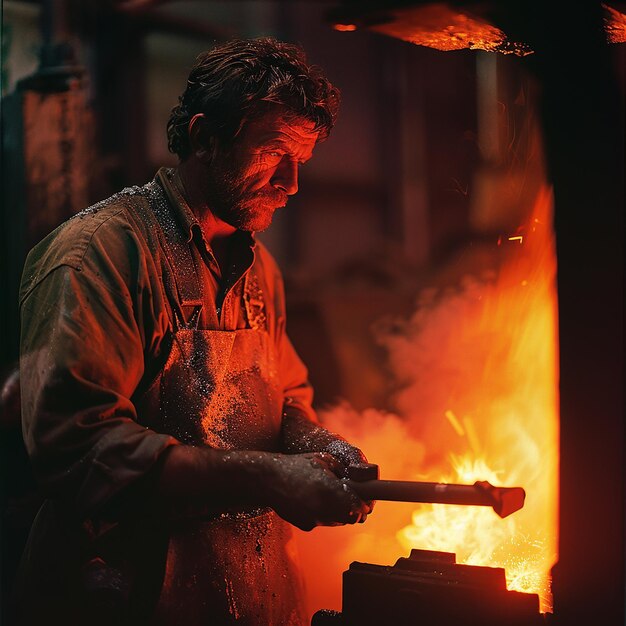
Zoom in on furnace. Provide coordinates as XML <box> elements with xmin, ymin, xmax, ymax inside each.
<box><xmin>301</xmin><ymin>2</ymin><xmax>625</xmax><ymax>625</ymax></box>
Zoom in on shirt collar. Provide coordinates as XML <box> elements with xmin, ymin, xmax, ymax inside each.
<box><xmin>154</xmin><ymin>167</ymin><xmax>256</xmax><ymax>251</ymax></box>
<box><xmin>155</xmin><ymin>167</ymin><xmax>200</xmax><ymax>243</ymax></box>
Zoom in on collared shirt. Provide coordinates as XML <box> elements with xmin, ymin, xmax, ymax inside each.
<box><xmin>159</xmin><ymin>168</ymin><xmax>257</xmax><ymax>329</ymax></box>
<box><xmin>19</xmin><ymin>168</ymin><xmax>316</xmax><ymax>516</ymax></box>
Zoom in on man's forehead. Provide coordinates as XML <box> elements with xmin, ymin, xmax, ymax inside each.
<box><xmin>242</xmin><ymin>108</ymin><xmax>319</xmax><ymax>146</ymax></box>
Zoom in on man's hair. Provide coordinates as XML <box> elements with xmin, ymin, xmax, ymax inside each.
<box><xmin>167</xmin><ymin>37</ymin><xmax>340</xmax><ymax>160</ymax></box>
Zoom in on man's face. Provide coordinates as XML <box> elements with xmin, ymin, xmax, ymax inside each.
<box><xmin>204</xmin><ymin>108</ymin><xmax>319</xmax><ymax>232</ymax></box>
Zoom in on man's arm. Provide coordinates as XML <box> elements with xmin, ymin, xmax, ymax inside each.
<box><xmin>20</xmin><ymin>244</ymin><xmax>176</xmax><ymax>517</ymax></box>
<box><xmin>20</xmin><ymin>219</ymin><xmax>369</xmax><ymax>529</ymax></box>
<box><xmin>273</xmin><ymin>323</ymin><xmax>374</xmax><ymax>523</ymax></box>
<box><xmin>153</xmin><ymin>445</ymin><xmax>369</xmax><ymax>530</ymax></box>
<box><xmin>281</xmin><ymin>411</ymin><xmax>367</xmax><ymax>474</ymax></box>
<box><xmin>263</xmin><ymin>250</ymin><xmax>371</xmax><ymax>476</ymax></box>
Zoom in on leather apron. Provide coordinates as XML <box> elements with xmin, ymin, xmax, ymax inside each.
<box><xmin>131</xmin><ymin>178</ymin><xmax>307</xmax><ymax>626</ymax></box>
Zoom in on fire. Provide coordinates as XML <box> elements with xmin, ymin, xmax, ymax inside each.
<box><xmin>396</xmin><ymin>185</ymin><xmax>558</xmax><ymax>612</ymax></box>
<box><xmin>398</xmin><ymin>456</ymin><xmax>553</xmax><ymax>608</ymax></box>
<box><xmin>295</xmin><ymin>185</ymin><xmax>558</xmax><ymax>618</ymax></box>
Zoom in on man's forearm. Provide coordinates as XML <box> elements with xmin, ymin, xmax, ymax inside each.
<box><xmin>281</xmin><ymin>413</ymin><xmax>337</xmax><ymax>453</ymax></box>
<box><xmin>281</xmin><ymin>413</ymin><xmax>367</xmax><ymax>470</ymax></box>
<box><xmin>155</xmin><ymin>445</ymin><xmax>278</xmax><ymax>510</ymax></box>
<box><xmin>108</xmin><ymin>443</ymin><xmax>372</xmax><ymax>531</ymax></box>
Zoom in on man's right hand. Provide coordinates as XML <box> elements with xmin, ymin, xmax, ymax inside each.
<box><xmin>262</xmin><ymin>452</ymin><xmax>373</xmax><ymax>531</ymax></box>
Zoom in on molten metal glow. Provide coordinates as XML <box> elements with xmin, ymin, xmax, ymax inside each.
<box><xmin>397</xmin><ymin>186</ymin><xmax>558</xmax><ymax>612</ymax></box>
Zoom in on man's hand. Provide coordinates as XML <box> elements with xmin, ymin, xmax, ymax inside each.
<box><xmin>264</xmin><ymin>452</ymin><xmax>373</xmax><ymax>531</ymax></box>
<box><xmin>281</xmin><ymin>413</ymin><xmax>369</xmax><ymax>477</ymax></box>
<box><xmin>145</xmin><ymin>446</ymin><xmax>372</xmax><ymax>529</ymax></box>
<box><xmin>323</xmin><ymin>440</ymin><xmax>368</xmax><ymax>478</ymax></box>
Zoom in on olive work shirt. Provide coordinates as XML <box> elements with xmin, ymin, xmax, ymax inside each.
<box><xmin>19</xmin><ymin>167</ymin><xmax>317</xmax><ymax>521</ymax></box>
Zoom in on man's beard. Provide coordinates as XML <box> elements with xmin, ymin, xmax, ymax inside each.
<box><xmin>205</xmin><ymin>161</ymin><xmax>288</xmax><ymax>232</ymax></box>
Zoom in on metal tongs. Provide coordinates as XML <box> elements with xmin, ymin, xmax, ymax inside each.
<box><xmin>344</xmin><ymin>463</ymin><xmax>526</xmax><ymax>519</ymax></box>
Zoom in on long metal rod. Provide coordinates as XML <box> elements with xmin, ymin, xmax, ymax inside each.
<box><xmin>346</xmin><ymin>479</ymin><xmax>525</xmax><ymax>519</ymax></box>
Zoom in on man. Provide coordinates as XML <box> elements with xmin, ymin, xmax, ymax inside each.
<box><xmin>17</xmin><ymin>38</ymin><xmax>372</xmax><ymax>625</ymax></box>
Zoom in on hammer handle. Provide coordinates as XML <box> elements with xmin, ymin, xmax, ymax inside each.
<box><xmin>346</xmin><ymin>480</ymin><xmax>496</xmax><ymax>506</ymax></box>
<box><xmin>342</xmin><ymin>465</ymin><xmax>525</xmax><ymax>518</ymax></box>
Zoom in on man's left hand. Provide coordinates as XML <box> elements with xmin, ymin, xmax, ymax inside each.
<box><xmin>281</xmin><ymin>413</ymin><xmax>375</xmax><ymax>518</ymax></box>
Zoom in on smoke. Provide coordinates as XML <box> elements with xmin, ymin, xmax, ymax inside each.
<box><xmin>292</xmin><ymin>403</ymin><xmax>425</xmax><ymax>616</ymax></box>
<box><xmin>294</xmin><ymin>275</ymin><xmax>507</xmax><ymax>616</ymax></box>
<box><xmin>294</xmin><ymin>188</ymin><xmax>558</xmax><ymax>617</ymax></box>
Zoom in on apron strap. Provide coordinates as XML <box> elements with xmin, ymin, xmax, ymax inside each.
<box><xmin>133</xmin><ymin>179</ymin><xmax>203</xmax><ymax>330</ymax></box>
<box><xmin>243</xmin><ymin>263</ymin><xmax>268</xmax><ymax>332</ymax></box>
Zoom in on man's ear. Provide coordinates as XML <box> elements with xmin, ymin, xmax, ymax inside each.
<box><xmin>188</xmin><ymin>113</ymin><xmax>217</xmax><ymax>164</ymax></box>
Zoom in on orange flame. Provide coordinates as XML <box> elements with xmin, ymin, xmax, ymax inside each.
<box><xmin>295</xmin><ymin>185</ymin><xmax>558</xmax><ymax>617</ymax></box>
<box><xmin>396</xmin><ymin>185</ymin><xmax>558</xmax><ymax>612</ymax></box>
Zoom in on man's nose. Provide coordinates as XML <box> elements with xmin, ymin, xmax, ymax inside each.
<box><xmin>271</xmin><ymin>157</ymin><xmax>299</xmax><ymax>196</ymax></box>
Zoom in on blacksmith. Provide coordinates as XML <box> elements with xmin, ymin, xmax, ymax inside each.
<box><xmin>17</xmin><ymin>38</ymin><xmax>372</xmax><ymax>625</ymax></box>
